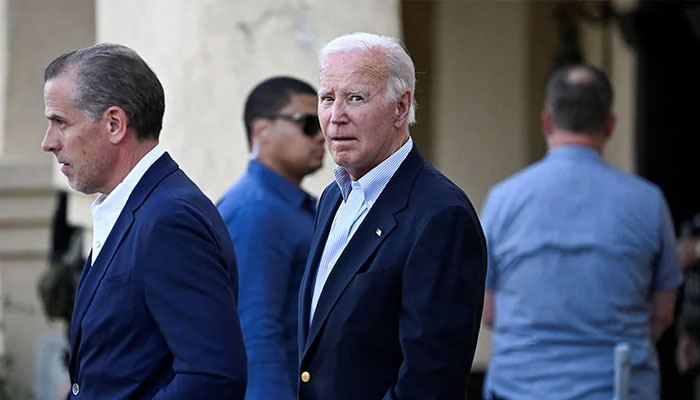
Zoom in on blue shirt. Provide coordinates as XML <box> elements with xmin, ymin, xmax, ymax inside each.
<box><xmin>482</xmin><ymin>146</ymin><xmax>682</xmax><ymax>400</ymax></box>
<box><xmin>309</xmin><ymin>138</ymin><xmax>413</xmax><ymax>323</ymax></box>
<box><xmin>217</xmin><ymin>160</ymin><xmax>316</xmax><ymax>400</ymax></box>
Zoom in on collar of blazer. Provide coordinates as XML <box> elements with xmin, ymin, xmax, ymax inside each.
<box><xmin>300</xmin><ymin>145</ymin><xmax>425</xmax><ymax>358</ymax></box>
<box><xmin>69</xmin><ymin>152</ymin><xmax>178</xmax><ymax>370</ymax></box>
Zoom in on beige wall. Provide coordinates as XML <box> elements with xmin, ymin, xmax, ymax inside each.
<box><xmin>607</xmin><ymin>31</ymin><xmax>635</xmax><ymax>173</ymax></box>
<box><xmin>427</xmin><ymin>0</ymin><xmax>536</xmax><ymax>371</ymax></box>
<box><xmin>93</xmin><ymin>0</ymin><xmax>400</xmax><ymax>204</ymax></box>
<box><xmin>58</xmin><ymin>0</ymin><xmax>404</xmax><ymax>250</ymax></box>
<box><xmin>428</xmin><ymin>1</ymin><xmax>636</xmax><ymax>214</ymax></box>
<box><xmin>0</xmin><ymin>0</ymin><xmax>6</xmax><ymax>156</ymax></box>
<box><xmin>0</xmin><ymin>156</ymin><xmax>59</xmax><ymax>398</ymax></box>
<box><xmin>431</xmin><ymin>1</ymin><xmax>532</xmax><ymax>214</ymax></box>
<box><xmin>3</xmin><ymin>0</ymin><xmax>94</xmax><ymax>157</ymax></box>
<box><xmin>579</xmin><ymin>4</ymin><xmax>636</xmax><ymax>173</ymax></box>
<box><xmin>0</xmin><ymin>0</ymin><xmax>94</xmax><ymax>396</ymax></box>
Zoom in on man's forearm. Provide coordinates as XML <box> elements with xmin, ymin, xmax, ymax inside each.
<box><xmin>483</xmin><ymin>290</ymin><xmax>496</xmax><ymax>328</ymax></box>
<box><xmin>651</xmin><ymin>290</ymin><xmax>676</xmax><ymax>342</ymax></box>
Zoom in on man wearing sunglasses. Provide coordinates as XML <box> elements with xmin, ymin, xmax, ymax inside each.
<box><xmin>217</xmin><ymin>77</ymin><xmax>324</xmax><ymax>400</ymax></box>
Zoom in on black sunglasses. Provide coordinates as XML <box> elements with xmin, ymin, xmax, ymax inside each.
<box><xmin>263</xmin><ymin>113</ymin><xmax>321</xmax><ymax>136</ymax></box>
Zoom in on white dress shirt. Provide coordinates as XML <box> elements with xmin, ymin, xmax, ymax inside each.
<box><xmin>90</xmin><ymin>144</ymin><xmax>165</xmax><ymax>264</ymax></box>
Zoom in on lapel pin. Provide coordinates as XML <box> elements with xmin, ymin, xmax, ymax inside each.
<box><xmin>376</xmin><ymin>228</ymin><xmax>382</xmax><ymax>237</ymax></box>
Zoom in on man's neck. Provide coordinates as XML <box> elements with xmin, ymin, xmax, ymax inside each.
<box><xmin>348</xmin><ymin>132</ymin><xmax>409</xmax><ymax>181</ymax></box>
<box><xmin>548</xmin><ymin>131</ymin><xmax>605</xmax><ymax>154</ymax></box>
<box><xmin>254</xmin><ymin>157</ymin><xmax>302</xmax><ymax>187</ymax></box>
<box><xmin>102</xmin><ymin>140</ymin><xmax>159</xmax><ymax>195</ymax></box>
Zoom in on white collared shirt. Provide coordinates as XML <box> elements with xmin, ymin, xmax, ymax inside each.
<box><xmin>90</xmin><ymin>144</ymin><xmax>166</xmax><ymax>264</ymax></box>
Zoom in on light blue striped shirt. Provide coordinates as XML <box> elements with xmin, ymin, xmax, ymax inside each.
<box><xmin>309</xmin><ymin>138</ymin><xmax>413</xmax><ymax>323</ymax></box>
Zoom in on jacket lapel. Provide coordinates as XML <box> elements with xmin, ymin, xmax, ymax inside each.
<box><xmin>69</xmin><ymin>153</ymin><xmax>178</xmax><ymax>370</ymax></box>
<box><xmin>301</xmin><ymin>146</ymin><xmax>425</xmax><ymax>357</ymax></box>
<box><xmin>68</xmin><ymin>252</ymin><xmax>93</xmax><ymax>374</ymax></box>
<box><xmin>299</xmin><ymin>186</ymin><xmax>341</xmax><ymax>346</ymax></box>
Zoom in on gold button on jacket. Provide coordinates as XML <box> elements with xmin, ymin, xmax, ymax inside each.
<box><xmin>301</xmin><ymin>371</ymin><xmax>311</xmax><ymax>382</ymax></box>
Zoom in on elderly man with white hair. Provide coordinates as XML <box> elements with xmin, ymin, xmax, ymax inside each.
<box><xmin>297</xmin><ymin>32</ymin><xmax>487</xmax><ymax>400</ymax></box>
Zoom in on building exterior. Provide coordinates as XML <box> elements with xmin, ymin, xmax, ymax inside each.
<box><xmin>0</xmin><ymin>0</ymin><xmax>636</xmax><ymax>398</ymax></box>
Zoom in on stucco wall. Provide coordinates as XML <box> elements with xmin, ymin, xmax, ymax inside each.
<box><xmin>54</xmin><ymin>0</ymin><xmax>404</xmax><ymax>255</ymax></box>
<box><xmin>580</xmin><ymin>9</ymin><xmax>636</xmax><ymax>173</ymax></box>
<box><xmin>93</xmin><ymin>0</ymin><xmax>401</xmax><ymax>203</ymax></box>
<box><xmin>0</xmin><ymin>0</ymin><xmax>6</xmax><ymax>156</ymax></box>
<box><xmin>3</xmin><ymin>0</ymin><xmax>94</xmax><ymax>157</ymax></box>
<box><xmin>431</xmin><ymin>1</ymin><xmax>532</xmax><ymax>214</ymax></box>
<box><xmin>429</xmin><ymin>1</ymin><xmax>635</xmax><ymax>215</ymax></box>
<box><xmin>0</xmin><ymin>0</ymin><xmax>94</xmax><ymax>396</ymax></box>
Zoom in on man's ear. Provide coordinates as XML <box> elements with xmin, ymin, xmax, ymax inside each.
<box><xmin>541</xmin><ymin>110</ymin><xmax>554</xmax><ymax>138</ymax></box>
<box><xmin>251</xmin><ymin>118</ymin><xmax>270</xmax><ymax>146</ymax></box>
<box><xmin>394</xmin><ymin>91</ymin><xmax>412</xmax><ymax>128</ymax></box>
<box><xmin>603</xmin><ymin>113</ymin><xmax>616</xmax><ymax>139</ymax></box>
<box><xmin>104</xmin><ymin>106</ymin><xmax>129</xmax><ymax>144</ymax></box>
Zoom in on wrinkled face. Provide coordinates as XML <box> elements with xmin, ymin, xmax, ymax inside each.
<box><xmin>264</xmin><ymin>93</ymin><xmax>325</xmax><ymax>180</ymax></box>
<box><xmin>318</xmin><ymin>50</ymin><xmax>403</xmax><ymax>180</ymax></box>
<box><xmin>42</xmin><ymin>74</ymin><xmax>114</xmax><ymax>194</ymax></box>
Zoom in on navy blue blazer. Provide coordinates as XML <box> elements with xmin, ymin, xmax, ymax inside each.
<box><xmin>68</xmin><ymin>153</ymin><xmax>246</xmax><ymax>399</ymax></box>
<box><xmin>298</xmin><ymin>146</ymin><xmax>487</xmax><ymax>399</ymax></box>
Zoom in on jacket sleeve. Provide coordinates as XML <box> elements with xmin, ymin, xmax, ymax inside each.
<box><xmin>385</xmin><ymin>205</ymin><xmax>487</xmax><ymax>400</ymax></box>
<box><xmin>144</xmin><ymin>206</ymin><xmax>247</xmax><ymax>400</ymax></box>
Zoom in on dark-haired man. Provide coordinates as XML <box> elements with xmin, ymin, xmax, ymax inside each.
<box><xmin>42</xmin><ymin>43</ymin><xmax>246</xmax><ymax>399</ymax></box>
<box><xmin>482</xmin><ymin>64</ymin><xmax>682</xmax><ymax>400</ymax></box>
<box><xmin>217</xmin><ymin>77</ymin><xmax>324</xmax><ymax>400</ymax></box>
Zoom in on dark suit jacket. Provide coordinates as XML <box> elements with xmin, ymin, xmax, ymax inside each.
<box><xmin>68</xmin><ymin>153</ymin><xmax>246</xmax><ymax>399</ymax></box>
<box><xmin>298</xmin><ymin>146</ymin><xmax>487</xmax><ymax>400</ymax></box>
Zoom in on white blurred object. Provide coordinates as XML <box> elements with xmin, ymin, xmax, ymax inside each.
<box><xmin>33</xmin><ymin>332</ymin><xmax>69</xmax><ymax>400</ymax></box>
<box><xmin>613</xmin><ymin>343</ymin><xmax>631</xmax><ymax>400</ymax></box>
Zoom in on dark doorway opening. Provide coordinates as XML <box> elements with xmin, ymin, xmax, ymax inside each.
<box><xmin>621</xmin><ymin>3</ymin><xmax>700</xmax><ymax>399</ymax></box>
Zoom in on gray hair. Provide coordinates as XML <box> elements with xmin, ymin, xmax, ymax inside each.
<box><xmin>44</xmin><ymin>43</ymin><xmax>165</xmax><ymax>141</ymax></box>
<box><xmin>320</xmin><ymin>32</ymin><xmax>417</xmax><ymax>126</ymax></box>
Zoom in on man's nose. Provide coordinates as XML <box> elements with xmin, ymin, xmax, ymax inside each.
<box><xmin>41</xmin><ymin>126</ymin><xmax>60</xmax><ymax>153</ymax></box>
<box><xmin>329</xmin><ymin>102</ymin><xmax>347</xmax><ymax>125</ymax></box>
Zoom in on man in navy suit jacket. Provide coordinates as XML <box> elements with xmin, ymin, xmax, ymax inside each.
<box><xmin>41</xmin><ymin>43</ymin><xmax>246</xmax><ymax>399</ymax></box>
<box><xmin>298</xmin><ymin>32</ymin><xmax>487</xmax><ymax>399</ymax></box>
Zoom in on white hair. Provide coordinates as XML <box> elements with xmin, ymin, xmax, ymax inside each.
<box><xmin>319</xmin><ymin>32</ymin><xmax>417</xmax><ymax>126</ymax></box>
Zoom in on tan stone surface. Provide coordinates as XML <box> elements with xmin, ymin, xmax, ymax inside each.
<box><xmin>0</xmin><ymin>0</ymin><xmax>7</xmax><ymax>156</ymax></box>
<box><xmin>0</xmin><ymin>159</ymin><xmax>57</xmax><ymax>395</ymax></box>
<box><xmin>0</xmin><ymin>194</ymin><xmax>54</xmax><ymax>224</ymax></box>
<box><xmin>3</xmin><ymin>0</ymin><xmax>94</xmax><ymax>157</ymax></box>
<box><xmin>606</xmin><ymin>21</ymin><xmax>636</xmax><ymax>173</ymax></box>
<box><xmin>0</xmin><ymin>155</ymin><xmax>53</xmax><ymax>190</ymax></box>
<box><xmin>0</xmin><ymin>0</ymin><xmax>93</xmax><ymax>394</ymax></box>
<box><xmin>431</xmin><ymin>1</ymin><xmax>531</xmax><ymax>213</ymax></box>
<box><xmin>579</xmin><ymin>3</ymin><xmax>636</xmax><ymax>173</ymax></box>
<box><xmin>0</xmin><ymin>259</ymin><xmax>64</xmax><ymax>398</ymax></box>
<box><xmin>94</xmin><ymin>0</ymin><xmax>400</xmax><ymax>203</ymax></box>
